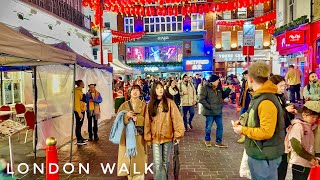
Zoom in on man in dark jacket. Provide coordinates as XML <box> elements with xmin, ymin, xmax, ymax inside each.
<box><xmin>239</xmin><ymin>70</ymin><xmax>252</xmax><ymax>115</ymax></box>
<box><xmin>199</xmin><ymin>74</ymin><xmax>232</xmax><ymax>148</ymax></box>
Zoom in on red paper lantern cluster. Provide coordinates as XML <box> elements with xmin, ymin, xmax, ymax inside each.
<box><xmin>90</xmin><ymin>37</ymin><xmax>100</xmax><ymax>46</ymax></box>
<box><xmin>83</xmin><ymin>0</ymin><xmax>104</xmax><ymax>28</ymax></box>
<box><xmin>101</xmin><ymin>0</ymin><xmax>271</xmax><ymax>16</ymax></box>
<box><xmin>216</xmin><ymin>11</ymin><xmax>276</xmax><ymax>27</ymax></box>
<box><xmin>111</xmin><ymin>30</ymin><xmax>146</xmax><ymax>43</ymax></box>
<box><xmin>268</xmin><ymin>24</ymin><xmax>276</xmax><ymax>34</ymax></box>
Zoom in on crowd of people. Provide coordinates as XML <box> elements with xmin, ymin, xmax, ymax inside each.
<box><xmin>111</xmin><ymin>61</ymin><xmax>320</xmax><ymax>180</ymax></box>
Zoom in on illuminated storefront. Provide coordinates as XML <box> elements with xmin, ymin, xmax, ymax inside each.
<box><xmin>125</xmin><ymin>32</ymin><xmax>211</xmax><ymax>78</ymax></box>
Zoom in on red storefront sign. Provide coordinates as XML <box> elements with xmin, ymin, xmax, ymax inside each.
<box><xmin>285</xmin><ymin>31</ymin><xmax>305</xmax><ymax>44</ymax></box>
<box><xmin>242</xmin><ymin>46</ymin><xmax>254</xmax><ymax>55</ymax></box>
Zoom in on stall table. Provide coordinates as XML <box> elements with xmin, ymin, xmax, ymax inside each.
<box><xmin>0</xmin><ymin>120</ymin><xmax>28</xmax><ymax>176</ymax></box>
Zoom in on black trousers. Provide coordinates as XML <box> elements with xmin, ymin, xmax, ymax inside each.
<box><xmin>278</xmin><ymin>154</ymin><xmax>288</xmax><ymax>180</ymax></box>
<box><xmin>289</xmin><ymin>84</ymin><xmax>301</xmax><ymax>103</ymax></box>
<box><xmin>74</xmin><ymin>111</ymin><xmax>85</xmax><ymax>142</ymax></box>
<box><xmin>87</xmin><ymin>112</ymin><xmax>98</xmax><ymax>139</ymax></box>
<box><xmin>292</xmin><ymin>164</ymin><xmax>310</xmax><ymax>180</ymax></box>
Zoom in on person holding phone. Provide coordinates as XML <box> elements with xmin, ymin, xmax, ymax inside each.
<box><xmin>117</xmin><ymin>85</ymin><xmax>147</xmax><ymax>179</ymax></box>
<box><xmin>145</xmin><ymin>81</ymin><xmax>185</xmax><ymax>180</ymax></box>
<box><xmin>85</xmin><ymin>84</ymin><xmax>102</xmax><ymax>141</ymax></box>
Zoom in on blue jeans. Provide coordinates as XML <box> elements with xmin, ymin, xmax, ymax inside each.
<box><xmin>248</xmin><ymin>156</ymin><xmax>282</xmax><ymax>180</ymax></box>
<box><xmin>182</xmin><ymin>106</ymin><xmax>195</xmax><ymax>129</ymax></box>
<box><xmin>152</xmin><ymin>142</ymin><xmax>172</xmax><ymax>180</ymax></box>
<box><xmin>205</xmin><ymin>114</ymin><xmax>223</xmax><ymax>143</ymax></box>
<box><xmin>240</xmin><ymin>107</ymin><xmax>248</xmax><ymax>115</ymax></box>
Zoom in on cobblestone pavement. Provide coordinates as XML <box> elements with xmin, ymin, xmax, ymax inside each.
<box><xmin>20</xmin><ymin>103</ymin><xmax>284</xmax><ymax>180</ymax></box>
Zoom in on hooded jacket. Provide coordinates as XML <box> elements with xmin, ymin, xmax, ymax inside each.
<box><xmin>303</xmin><ymin>80</ymin><xmax>320</xmax><ymax>101</ymax></box>
<box><xmin>179</xmin><ymin>81</ymin><xmax>197</xmax><ymax>106</ymax></box>
<box><xmin>242</xmin><ymin>80</ymin><xmax>285</xmax><ymax>160</ymax></box>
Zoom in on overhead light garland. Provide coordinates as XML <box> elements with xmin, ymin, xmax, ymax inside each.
<box><xmin>111</xmin><ymin>30</ymin><xmax>146</xmax><ymax>43</ymax></box>
<box><xmin>83</xmin><ymin>0</ymin><xmax>272</xmax><ymax>28</ymax></box>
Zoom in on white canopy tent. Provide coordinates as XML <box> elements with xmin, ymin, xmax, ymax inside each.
<box><xmin>110</xmin><ymin>59</ymin><xmax>141</xmax><ymax>75</ymax></box>
<box><xmin>0</xmin><ymin>22</ymin><xmax>77</xmax><ymax>161</ymax></box>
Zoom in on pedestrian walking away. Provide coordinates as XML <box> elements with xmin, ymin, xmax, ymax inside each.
<box><xmin>285</xmin><ymin>65</ymin><xmax>302</xmax><ymax>103</ymax></box>
<box><xmin>199</xmin><ymin>74</ymin><xmax>232</xmax><ymax>148</ymax></box>
<box><xmin>86</xmin><ymin>83</ymin><xmax>103</xmax><ymax>141</ymax></box>
<box><xmin>144</xmin><ymin>81</ymin><xmax>185</xmax><ymax>180</ymax></box>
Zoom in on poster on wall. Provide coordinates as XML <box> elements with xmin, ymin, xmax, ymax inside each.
<box><xmin>126</xmin><ymin>45</ymin><xmax>183</xmax><ymax>63</ymax></box>
<box><xmin>316</xmin><ymin>38</ymin><xmax>320</xmax><ymax>65</ymax></box>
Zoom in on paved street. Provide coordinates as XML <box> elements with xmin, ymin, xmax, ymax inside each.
<box><xmin>21</xmin><ymin>102</ymin><xmax>249</xmax><ymax>180</ymax></box>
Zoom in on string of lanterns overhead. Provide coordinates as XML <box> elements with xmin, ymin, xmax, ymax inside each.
<box><xmin>83</xmin><ymin>0</ymin><xmax>272</xmax><ymax>28</ymax></box>
<box><xmin>111</xmin><ymin>30</ymin><xmax>146</xmax><ymax>43</ymax></box>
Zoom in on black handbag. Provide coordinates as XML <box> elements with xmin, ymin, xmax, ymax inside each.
<box><xmin>128</xmin><ymin>101</ymin><xmax>144</xmax><ymax>135</ymax></box>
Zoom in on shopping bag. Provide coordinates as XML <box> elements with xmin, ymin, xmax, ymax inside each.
<box><xmin>239</xmin><ymin>149</ymin><xmax>251</xmax><ymax>179</ymax></box>
<box><xmin>198</xmin><ymin>103</ymin><xmax>203</xmax><ymax>115</ymax></box>
<box><xmin>309</xmin><ymin>166</ymin><xmax>320</xmax><ymax>180</ymax></box>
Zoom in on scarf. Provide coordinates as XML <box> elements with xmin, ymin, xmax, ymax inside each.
<box><xmin>109</xmin><ymin>110</ymin><xmax>137</xmax><ymax>158</ymax></box>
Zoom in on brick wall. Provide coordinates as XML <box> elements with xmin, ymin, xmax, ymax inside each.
<box><xmin>117</xmin><ymin>14</ymin><xmax>126</xmax><ymax>61</ymax></box>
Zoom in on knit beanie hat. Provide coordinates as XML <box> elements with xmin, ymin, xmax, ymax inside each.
<box><xmin>304</xmin><ymin>101</ymin><xmax>320</xmax><ymax>113</ymax></box>
<box><xmin>242</xmin><ymin>70</ymin><xmax>248</xmax><ymax>75</ymax></box>
<box><xmin>208</xmin><ymin>74</ymin><xmax>220</xmax><ymax>83</ymax></box>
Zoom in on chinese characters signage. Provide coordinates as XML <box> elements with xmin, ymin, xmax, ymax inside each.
<box><xmin>182</xmin><ymin>57</ymin><xmax>212</xmax><ymax>72</ymax></box>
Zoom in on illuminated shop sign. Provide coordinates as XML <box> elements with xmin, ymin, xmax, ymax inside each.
<box><xmin>182</xmin><ymin>57</ymin><xmax>212</xmax><ymax>72</ymax></box>
<box><xmin>133</xmin><ymin>66</ymin><xmax>182</xmax><ymax>72</ymax></box>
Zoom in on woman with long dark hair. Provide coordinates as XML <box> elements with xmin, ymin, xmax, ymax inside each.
<box><xmin>144</xmin><ymin>81</ymin><xmax>185</xmax><ymax>180</ymax></box>
<box><xmin>116</xmin><ymin>85</ymin><xmax>147</xmax><ymax>179</ymax></box>
<box><xmin>270</xmin><ymin>75</ymin><xmax>297</xmax><ymax>180</ymax></box>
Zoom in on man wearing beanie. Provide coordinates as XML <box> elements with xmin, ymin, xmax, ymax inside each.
<box><xmin>233</xmin><ymin>62</ymin><xmax>285</xmax><ymax>179</ymax></box>
<box><xmin>179</xmin><ymin>73</ymin><xmax>197</xmax><ymax>131</ymax></box>
<box><xmin>199</xmin><ymin>74</ymin><xmax>232</xmax><ymax>148</ymax></box>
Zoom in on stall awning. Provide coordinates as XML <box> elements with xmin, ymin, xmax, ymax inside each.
<box><xmin>110</xmin><ymin>59</ymin><xmax>141</xmax><ymax>75</ymax></box>
<box><xmin>0</xmin><ymin>22</ymin><xmax>76</xmax><ymax>66</ymax></box>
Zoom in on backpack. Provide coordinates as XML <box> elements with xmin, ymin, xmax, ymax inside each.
<box><xmin>284</xmin><ymin>120</ymin><xmax>305</xmax><ymax>154</ymax></box>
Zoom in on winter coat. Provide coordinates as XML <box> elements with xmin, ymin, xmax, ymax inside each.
<box><xmin>199</xmin><ymin>84</ymin><xmax>231</xmax><ymax>116</ymax></box>
<box><xmin>117</xmin><ymin>100</ymin><xmax>147</xmax><ymax>176</ymax></box>
<box><xmin>303</xmin><ymin>81</ymin><xmax>320</xmax><ymax>101</ymax></box>
<box><xmin>144</xmin><ymin>99</ymin><xmax>185</xmax><ymax>145</ymax></box>
<box><xmin>179</xmin><ymin>82</ymin><xmax>197</xmax><ymax>106</ymax></box>
<box><xmin>74</xmin><ymin>87</ymin><xmax>86</xmax><ymax>115</ymax></box>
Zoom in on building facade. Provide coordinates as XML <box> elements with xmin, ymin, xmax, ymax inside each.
<box><xmin>214</xmin><ymin>0</ymin><xmax>275</xmax><ymax>77</ymax></box>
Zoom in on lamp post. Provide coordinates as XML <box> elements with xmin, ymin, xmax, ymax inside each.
<box><xmin>99</xmin><ymin>0</ymin><xmax>104</xmax><ymax>65</ymax></box>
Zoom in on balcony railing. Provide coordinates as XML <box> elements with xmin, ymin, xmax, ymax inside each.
<box><xmin>23</xmin><ymin>0</ymin><xmax>91</xmax><ymax>32</ymax></box>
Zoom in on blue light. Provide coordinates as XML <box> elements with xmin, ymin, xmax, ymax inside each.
<box><xmin>207</xmin><ymin>51</ymin><xmax>211</xmax><ymax>54</ymax></box>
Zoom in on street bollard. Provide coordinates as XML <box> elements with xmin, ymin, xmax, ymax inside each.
<box><xmin>46</xmin><ymin>137</ymin><xmax>59</xmax><ymax>180</ymax></box>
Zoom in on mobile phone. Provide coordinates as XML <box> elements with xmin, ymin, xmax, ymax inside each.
<box><xmin>231</xmin><ymin>120</ymin><xmax>235</xmax><ymax>126</ymax></box>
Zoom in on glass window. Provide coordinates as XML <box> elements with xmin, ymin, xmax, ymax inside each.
<box><xmin>254</xmin><ymin>30</ymin><xmax>263</xmax><ymax>49</ymax></box>
<box><xmin>191</xmin><ymin>13</ymin><xmax>204</xmax><ymax>31</ymax></box>
<box><xmin>238</xmin><ymin>8</ymin><xmax>247</xmax><ymax>19</ymax></box>
<box><xmin>124</xmin><ymin>17</ymin><xmax>134</xmax><ymax>33</ymax></box>
<box><xmin>222</xmin><ymin>31</ymin><xmax>231</xmax><ymax>50</ymax></box>
<box><xmin>2</xmin><ymin>72</ymin><xmax>22</xmax><ymax>105</ymax></box>
<box><xmin>254</xmin><ymin>4</ymin><xmax>264</xmax><ymax>17</ymax></box>
<box><xmin>144</xmin><ymin>15</ymin><xmax>183</xmax><ymax>33</ymax></box>
<box><xmin>237</xmin><ymin>31</ymin><xmax>243</xmax><ymax>49</ymax></box>
<box><xmin>223</xmin><ymin>11</ymin><xmax>231</xmax><ymax>20</ymax></box>
<box><xmin>288</xmin><ymin>0</ymin><xmax>295</xmax><ymax>21</ymax></box>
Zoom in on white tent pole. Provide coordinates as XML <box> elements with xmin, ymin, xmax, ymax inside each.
<box><xmin>69</xmin><ymin>64</ymin><xmax>76</xmax><ymax>162</ymax></box>
<box><xmin>33</xmin><ymin>66</ymin><xmax>37</xmax><ymax>159</ymax></box>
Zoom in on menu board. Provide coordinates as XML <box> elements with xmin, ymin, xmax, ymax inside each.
<box><xmin>0</xmin><ymin>120</ymin><xmax>27</xmax><ymax>138</ymax></box>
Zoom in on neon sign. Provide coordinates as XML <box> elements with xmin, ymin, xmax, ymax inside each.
<box><xmin>183</xmin><ymin>57</ymin><xmax>212</xmax><ymax>72</ymax></box>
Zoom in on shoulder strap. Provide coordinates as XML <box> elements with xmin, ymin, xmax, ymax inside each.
<box><xmin>307</xmin><ymin>84</ymin><xmax>311</xmax><ymax>94</ymax></box>
<box><xmin>128</xmin><ymin>101</ymin><xmax>134</xmax><ymax>111</ymax></box>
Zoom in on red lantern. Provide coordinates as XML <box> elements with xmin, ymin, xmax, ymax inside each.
<box><xmin>204</xmin><ymin>4</ymin><xmax>209</xmax><ymax>13</ymax></box>
<box><xmin>173</xmin><ymin>7</ymin><xmax>178</xmax><ymax>17</ymax></box>
<box><xmin>191</xmin><ymin>4</ymin><xmax>197</xmax><ymax>13</ymax></box>
<box><xmin>168</xmin><ymin>6</ymin><xmax>173</xmax><ymax>16</ymax></box>
<box><xmin>181</xmin><ymin>6</ymin><xmax>186</xmax><ymax>16</ymax></box>
<box><xmin>186</xmin><ymin>5</ymin><xmax>191</xmax><ymax>15</ymax></box>
<box><xmin>146</xmin><ymin>0</ymin><xmax>152</xmax><ymax>4</ymax></box>
<box><xmin>198</xmin><ymin>5</ymin><xmax>203</xmax><ymax>14</ymax></box>
<box><xmin>129</xmin><ymin>7</ymin><xmax>134</xmax><ymax>15</ymax></box>
<box><xmin>156</xmin><ymin>7</ymin><xmax>162</xmax><ymax>15</ymax></box>
<box><xmin>139</xmin><ymin>6</ymin><xmax>145</xmax><ymax>16</ymax></box>
<box><xmin>82</xmin><ymin>0</ymin><xmax>89</xmax><ymax>7</ymax></box>
<box><xmin>134</xmin><ymin>6</ymin><xmax>139</xmax><ymax>16</ymax></box>
<box><xmin>210</xmin><ymin>3</ymin><xmax>216</xmax><ymax>12</ymax></box>
<box><xmin>159</xmin><ymin>0</ymin><xmax>165</xmax><ymax>7</ymax></box>
<box><xmin>215</xmin><ymin>3</ymin><xmax>220</xmax><ymax>12</ymax></box>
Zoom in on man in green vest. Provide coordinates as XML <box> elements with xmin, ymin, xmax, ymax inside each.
<box><xmin>233</xmin><ymin>62</ymin><xmax>285</xmax><ymax>180</ymax></box>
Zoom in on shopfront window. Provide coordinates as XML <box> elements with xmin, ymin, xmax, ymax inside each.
<box><xmin>288</xmin><ymin>0</ymin><xmax>295</xmax><ymax>22</ymax></box>
<box><xmin>191</xmin><ymin>13</ymin><xmax>204</xmax><ymax>31</ymax></box>
<box><xmin>222</xmin><ymin>31</ymin><xmax>231</xmax><ymax>50</ymax></box>
<box><xmin>223</xmin><ymin>11</ymin><xmax>231</xmax><ymax>20</ymax></box>
<box><xmin>2</xmin><ymin>72</ymin><xmax>23</xmax><ymax>105</ymax></box>
<box><xmin>254</xmin><ymin>30</ymin><xmax>263</xmax><ymax>49</ymax></box>
<box><xmin>124</xmin><ymin>17</ymin><xmax>134</xmax><ymax>33</ymax></box>
<box><xmin>144</xmin><ymin>16</ymin><xmax>183</xmax><ymax>33</ymax></box>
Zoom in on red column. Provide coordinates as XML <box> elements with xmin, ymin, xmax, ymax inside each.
<box><xmin>46</xmin><ymin>137</ymin><xmax>59</xmax><ymax>180</ymax></box>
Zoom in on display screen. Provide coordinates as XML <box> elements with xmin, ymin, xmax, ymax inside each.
<box><xmin>126</xmin><ymin>45</ymin><xmax>183</xmax><ymax>63</ymax></box>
